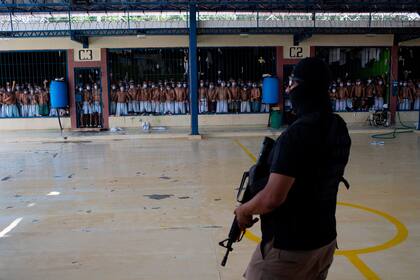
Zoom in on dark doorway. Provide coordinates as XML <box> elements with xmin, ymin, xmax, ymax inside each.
<box><xmin>74</xmin><ymin>68</ymin><xmax>103</xmax><ymax>128</ymax></box>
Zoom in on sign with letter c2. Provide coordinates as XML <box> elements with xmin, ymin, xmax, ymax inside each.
<box><xmin>283</xmin><ymin>46</ymin><xmax>309</xmax><ymax>59</ymax></box>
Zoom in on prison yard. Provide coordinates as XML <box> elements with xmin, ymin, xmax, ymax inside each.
<box><xmin>0</xmin><ymin>0</ymin><xmax>420</xmax><ymax>279</ymax></box>
<box><xmin>0</xmin><ymin>134</ymin><xmax>419</xmax><ymax>279</ymax></box>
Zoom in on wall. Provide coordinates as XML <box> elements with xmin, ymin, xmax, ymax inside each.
<box><xmin>0</xmin><ymin>37</ymin><xmax>80</xmax><ymax>51</ymax></box>
<box><xmin>1</xmin><ymin>112</ymin><xmax>416</xmax><ymax>131</ymax></box>
<box><xmin>399</xmin><ymin>38</ymin><xmax>420</xmax><ymax>47</ymax></box>
<box><xmin>0</xmin><ymin>117</ymin><xmax>71</xmax><ymax>130</ymax></box>
<box><xmin>300</xmin><ymin>34</ymin><xmax>394</xmax><ymax>47</ymax></box>
<box><xmin>0</xmin><ymin>34</ymin><xmax>402</xmax><ymax>51</ymax></box>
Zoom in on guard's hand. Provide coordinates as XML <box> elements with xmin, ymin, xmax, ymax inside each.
<box><xmin>234</xmin><ymin>206</ymin><xmax>259</xmax><ymax>231</ymax></box>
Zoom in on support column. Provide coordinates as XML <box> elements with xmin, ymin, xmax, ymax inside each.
<box><xmin>276</xmin><ymin>46</ymin><xmax>284</xmax><ymax>111</ymax></box>
<box><xmin>390</xmin><ymin>44</ymin><xmax>398</xmax><ymax>125</ymax></box>
<box><xmin>188</xmin><ymin>4</ymin><xmax>199</xmax><ymax>135</ymax></box>
<box><xmin>67</xmin><ymin>49</ymin><xmax>77</xmax><ymax>129</ymax></box>
<box><xmin>310</xmin><ymin>46</ymin><xmax>316</xmax><ymax>57</ymax></box>
<box><xmin>100</xmin><ymin>49</ymin><xmax>110</xmax><ymax>130</ymax></box>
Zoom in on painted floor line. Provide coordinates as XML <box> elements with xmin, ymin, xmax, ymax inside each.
<box><xmin>344</xmin><ymin>253</ymin><xmax>380</xmax><ymax>280</ymax></box>
<box><xmin>47</xmin><ymin>191</ymin><xmax>60</xmax><ymax>196</ymax></box>
<box><xmin>0</xmin><ymin>217</ymin><xmax>23</xmax><ymax>238</ymax></box>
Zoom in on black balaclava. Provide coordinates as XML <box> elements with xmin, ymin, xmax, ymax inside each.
<box><xmin>290</xmin><ymin>57</ymin><xmax>332</xmax><ymax>117</ymax></box>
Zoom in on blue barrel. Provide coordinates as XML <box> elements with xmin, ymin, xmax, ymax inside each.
<box><xmin>262</xmin><ymin>77</ymin><xmax>280</xmax><ymax>104</ymax></box>
<box><xmin>50</xmin><ymin>80</ymin><xmax>68</xmax><ymax>108</ymax></box>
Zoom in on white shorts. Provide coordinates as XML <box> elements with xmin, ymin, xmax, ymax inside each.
<box><xmin>216</xmin><ymin>100</ymin><xmax>228</xmax><ymax>113</ymax></box>
<box><xmin>21</xmin><ymin>104</ymin><xmax>30</xmax><ymax>117</ymax></box>
<box><xmin>199</xmin><ymin>98</ymin><xmax>208</xmax><ymax>113</ymax></box>
<box><xmin>175</xmin><ymin>102</ymin><xmax>186</xmax><ymax>114</ymax></box>
<box><xmin>116</xmin><ymin>102</ymin><xmax>128</xmax><ymax>116</ymax></box>
<box><xmin>260</xmin><ymin>103</ymin><xmax>269</xmax><ymax>113</ymax></box>
<box><xmin>83</xmin><ymin>101</ymin><xmax>93</xmax><ymax>114</ymax></box>
<box><xmin>92</xmin><ymin>101</ymin><xmax>102</xmax><ymax>114</ymax></box>
<box><xmin>414</xmin><ymin>98</ymin><xmax>420</xmax><ymax>110</ymax></box>
<box><xmin>241</xmin><ymin>101</ymin><xmax>251</xmax><ymax>113</ymax></box>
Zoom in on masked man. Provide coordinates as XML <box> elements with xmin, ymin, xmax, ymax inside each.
<box><xmin>235</xmin><ymin>58</ymin><xmax>351</xmax><ymax>280</ymax></box>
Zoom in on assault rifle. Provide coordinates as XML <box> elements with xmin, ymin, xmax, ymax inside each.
<box><xmin>219</xmin><ymin>137</ymin><xmax>275</xmax><ymax>267</ymax></box>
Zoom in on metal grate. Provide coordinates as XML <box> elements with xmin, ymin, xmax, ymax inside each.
<box><xmin>0</xmin><ymin>50</ymin><xmax>67</xmax><ymax>86</ymax></box>
<box><xmin>108</xmin><ymin>48</ymin><xmax>187</xmax><ymax>83</ymax></box>
<box><xmin>198</xmin><ymin>47</ymin><xmax>276</xmax><ymax>82</ymax></box>
<box><xmin>399</xmin><ymin>47</ymin><xmax>420</xmax><ymax>80</ymax></box>
<box><xmin>108</xmin><ymin>47</ymin><xmax>276</xmax><ymax>84</ymax></box>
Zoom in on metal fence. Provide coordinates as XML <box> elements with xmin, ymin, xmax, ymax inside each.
<box><xmin>108</xmin><ymin>48</ymin><xmax>187</xmax><ymax>83</ymax></box>
<box><xmin>0</xmin><ymin>50</ymin><xmax>67</xmax><ymax>85</ymax></box>
<box><xmin>108</xmin><ymin>47</ymin><xmax>276</xmax><ymax>84</ymax></box>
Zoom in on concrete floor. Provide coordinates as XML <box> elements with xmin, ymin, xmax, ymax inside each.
<box><xmin>0</xmin><ymin>133</ymin><xmax>419</xmax><ymax>279</ymax></box>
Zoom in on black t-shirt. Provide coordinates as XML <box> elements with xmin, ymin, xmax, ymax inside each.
<box><xmin>261</xmin><ymin>112</ymin><xmax>351</xmax><ymax>251</ymax></box>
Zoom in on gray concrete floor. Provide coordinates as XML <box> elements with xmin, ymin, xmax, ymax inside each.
<box><xmin>0</xmin><ymin>133</ymin><xmax>419</xmax><ymax>279</ymax></box>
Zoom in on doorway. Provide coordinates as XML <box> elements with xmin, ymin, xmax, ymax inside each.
<box><xmin>74</xmin><ymin>68</ymin><xmax>103</xmax><ymax>128</ymax></box>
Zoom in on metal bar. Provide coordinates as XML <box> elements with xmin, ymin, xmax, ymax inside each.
<box><xmin>68</xmin><ymin>10</ymin><xmax>72</xmax><ymax>31</ymax></box>
<box><xmin>189</xmin><ymin>3</ymin><xmax>199</xmax><ymax>136</ymax></box>
<box><xmin>256</xmin><ymin>11</ymin><xmax>259</xmax><ymax>29</ymax></box>
<box><xmin>2</xmin><ymin>26</ymin><xmax>420</xmax><ymax>38</ymax></box>
<box><xmin>390</xmin><ymin>44</ymin><xmax>398</xmax><ymax>125</ymax></box>
<box><xmin>9</xmin><ymin>12</ymin><xmax>13</xmax><ymax>32</ymax></box>
<box><xmin>0</xmin><ymin>1</ymin><xmax>418</xmax><ymax>13</ymax></box>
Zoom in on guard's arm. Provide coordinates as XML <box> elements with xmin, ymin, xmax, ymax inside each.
<box><xmin>238</xmin><ymin>173</ymin><xmax>295</xmax><ymax>216</ymax></box>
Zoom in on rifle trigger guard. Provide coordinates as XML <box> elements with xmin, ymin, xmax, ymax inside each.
<box><xmin>219</xmin><ymin>239</ymin><xmax>233</xmax><ymax>250</ymax></box>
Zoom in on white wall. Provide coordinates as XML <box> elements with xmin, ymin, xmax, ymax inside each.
<box><xmin>2</xmin><ymin>112</ymin><xmax>416</xmax><ymax>131</ymax></box>
<box><xmin>0</xmin><ymin>117</ymin><xmax>71</xmax><ymax>130</ymax></box>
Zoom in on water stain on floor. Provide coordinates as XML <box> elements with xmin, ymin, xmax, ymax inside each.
<box><xmin>1</xmin><ymin>176</ymin><xmax>12</xmax><ymax>181</ymax></box>
<box><xmin>144</xmin><ymin>194</ymin><xmax>174</xmax><ymax>200</ymax></box>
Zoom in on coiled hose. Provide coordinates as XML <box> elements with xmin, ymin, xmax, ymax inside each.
<box><xmin>371</xmin><ymin>112</ymin><xmax>415</xmax><ymax>139</ymax></box>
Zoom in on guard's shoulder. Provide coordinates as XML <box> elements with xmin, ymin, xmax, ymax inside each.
<box><xmin>331</xmin><ymin>113</ymin><xmax>350</xmax><ymax>131</ymax></box>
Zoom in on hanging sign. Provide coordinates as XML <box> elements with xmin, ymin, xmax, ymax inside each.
<box><xmin>283</xmin><ymin>46</ymin><xmax>310</xmax><ymax>59</ymax></box>
<box><xmin>74</xmin><ymin>48</ymin><xmax>101</xmax><ymax>62</ymax></box>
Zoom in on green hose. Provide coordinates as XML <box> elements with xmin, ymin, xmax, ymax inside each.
<box><xmin>371</xmin><ymin>112</ymin><xmax>415</xmax><ymax>139</ymax></box>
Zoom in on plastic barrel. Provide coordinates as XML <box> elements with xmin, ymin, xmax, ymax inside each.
<box><xmin>270</xmin><ymin>110</ymin><xmax>283</xmax><ymax>129</ymax></box>
<box><xmin>262</xmin><ymin>77</ymin><xmax>280</xmax><ymax>104</ymax></box>
<box><xmin>50</xmin><ymin>80</ymin><xmax>68</xmax><ymax>108</ymax></box>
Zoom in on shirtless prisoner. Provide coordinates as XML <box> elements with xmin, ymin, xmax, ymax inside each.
<box><xmin>240</xmin><ymin>85</ymin><xmax>251</xmax><ymax>113</ymax></box>
<box><xmin>216</xmin><ymin>81</ymin><xmax>229</xmax><ymax>113</ymax></box>
<box><xmin>250</xmin><ymin>83</ymin><xmax>261</xmax><ymax>113</ymax></box>
<box><xmin>38</xmin><ymin>80</ymin><xmax>50</xmax><ymax>116</ymax></box>
<box><xmin>230</xmin><ymin>81</ymin><xmax>240</xmax><ymax>114</ymax></box>
<box><xmin>116</xmin><ymin>85</ymin><xmax>128</xmax><ymax>116</ymax></box>
<box><xmin>346</xmin><ymin>81</ymin><xmax>354</xmax><ymax>111</ymax></box>
<box><xmin>128</xmin><ymin>82</ymin><xmax>137</xmax><ymax>114</ymax></box>
<box><xmin>365</xmin><ymin>79</ymin><xmax>375</xmax><ymax>110</ymax></box>
<box><xmin>374</xmin><ymin>79</ymin><xmax>385</xmax><ymax>110</ymax></box>
<box><xmin>92</xmin><ymin>83</ymin><xmax>102</xmax><ymax>127</ymax></box>
<box><xmin>353</xmin><ymin>79</ymin><xmax>365</xmax><ymax>111</ymax></box>
<box><xmin>399</xmin><ymin>81</ymin><xmax>412</xmax><ymax>111</ymax></box>
<box><xmin>175</xmin><ymin>83</ymin><xmax>185</xmax><ymax>114</ymax></box>
<box><xmin>165</xmin><ymin>84</ymin><xmax>175</xmax><ymax>114</ymax></box>
<box><xmin>198</xmin><ymin>81</ymin><xmax>208</xmax><ymax>114</ymax></box>
<box><xmin>336</xmin><ymin>82</ymin><xmax>348</xmax><ymax>112</ymax></box>
<box><xmin>208</xmin><ymin>82</ymin><xmax>216</xmax><ymax>113</ymax></box>
<box><xmin>414</xmin><ymin>82</ymin><xmax>420</xmax><ymax>111</ymax></box>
